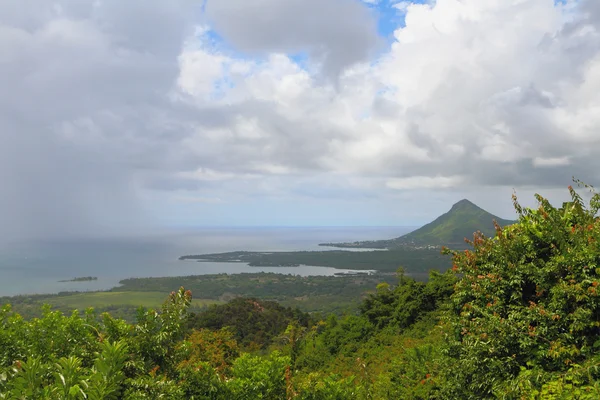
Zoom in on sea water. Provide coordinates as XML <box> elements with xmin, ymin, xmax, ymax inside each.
<box><xmin>0</xmin><ymin>226</ymin><xmax>415</xmax><ymax>297</ymax></box>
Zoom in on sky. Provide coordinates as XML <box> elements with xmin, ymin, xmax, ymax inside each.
<box><xmin>1</xmin><ymin>0</ymin><xmax>600</xmax><ymax>239</ymax></box>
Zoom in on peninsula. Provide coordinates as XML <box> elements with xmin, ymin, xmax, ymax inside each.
<box><xmin>179</xmin><ymin>199</ymin><xmax>512</xmax><ymax>274</ymax></box>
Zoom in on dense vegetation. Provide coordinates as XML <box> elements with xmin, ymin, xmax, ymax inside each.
<box><xmin>439</xmin><ymin>184</ymin><xmax>600</xmax><ymax>398</ymax></box>
<box><xmin>116</xmin><ymin>272</ymin><xmax>403</xmax><ymax>315</ymax></box>
<box><xmin>1</xmin><ymin>183</ymin><xmax>599</xmax><ymax>398</ymax></box>
<box><xmin>320</xmin><ymin>198</ymin><xmax>515</xmax><ymax>249</ymax></box>
<box><xmin>0</xmin><ymin>272</ymin><xmax>401</xmax><ymax>321</ymax></box>
<box><xmin>180</xmin><ymin>247</ymin><xmax>449</xmax><ymax>273</ymax></box>
<box><xmin>188</xmin><ymin>298</ymin><xmax>312</xmax><ymax>349</ymax></box>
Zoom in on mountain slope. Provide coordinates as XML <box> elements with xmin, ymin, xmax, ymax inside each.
<box><xmin>320</xmin><ymin>199</ymin><xmax>515</xmax><ymax>249</ymax></box>
<box><xmin>398</xmin><ymin>199</ymin><xmax>515</xmax><ymax>246</ymax></box>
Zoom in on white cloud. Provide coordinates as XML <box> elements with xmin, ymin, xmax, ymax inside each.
<box><xmin>172</xmin><ymin>196</ymin><xmax>223</xmax><ymax>204</ymax></box>
<box><xmin>176</xmin><ymin>30</ymin><xmax>227</xmax><ymax>98</ymax></box>
<box><xmin>176</xmin><ymin>168</ymin><xmax>240</xmax><ymax>182</ymax></box>
<box><xmin>386</xmin><ymin>176</ymin><xmax>463</xmax><ymax>190</ymax></box>
<box><xmin>533</xmin><ymin>157</ymin><xmax>571</xmax><ymax>168</ymax></box>
<box><xmin>393</xmin><ymin>1</ymin><xmax>414</xmax><ymax>13</ymax></box>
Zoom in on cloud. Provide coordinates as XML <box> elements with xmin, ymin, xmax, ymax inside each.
<box><xmin>533</xmin><ymin>156</ymin><xmax>571</xmax><ymax>168</ymax></box>
<box><xmin>172</xmin><ymin>196</ymin><xmax>223</xmax><ymax>204</ymax></box>
<box><xmin>392</xmin><ymin>1</ymin><xmax>413</xmax><ymax>13</ymax></box>
<box><xmin>2</xmin><ymin>0</ymin><xmax>600</xmax><ymax>233</ymax></box>
<box><xmin>202</xmin><ymin>0</ymin><xmax>382</xmax><ymax>78</ymax></box>
<box><xmin>386</xmin><ymin>176</ymin><xmax>464</xmax><ymax>190</ymax></box>
<box><xmin>0</xmin><ymin>0</ymin><xmax>198</xmax><ymax>240</ymax></box>
<box><xmin>179</xmin><ymin>0</ymin><xmax>600</xmax><ymax>190</ymax></box>
<box><xmin>180</xmin><ymin>0</ymin><xmax>600</xmax><ymax>206</ymax></box>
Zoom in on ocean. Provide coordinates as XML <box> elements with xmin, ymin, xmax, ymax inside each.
<box><xmin>0</xmin><ymin>226</ymin><xmax>415</xmax><ymax>297</ymax></box>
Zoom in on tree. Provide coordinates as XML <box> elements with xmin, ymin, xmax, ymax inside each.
<box><xmin>441</xmin><ymin>182</ymin><xmax>600</xmax><ymax>398</ymax></box>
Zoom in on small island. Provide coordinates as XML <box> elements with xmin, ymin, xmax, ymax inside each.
<box><xmin>58</xmin><ymin>276</ymin><xmax>98</xmax><ymax>282</ymax></box>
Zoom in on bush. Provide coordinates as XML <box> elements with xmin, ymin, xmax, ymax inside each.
<box><xmin>441</xmin><ymin>183</ymin><xmax>600</xmax><ymax>398</ymax></box>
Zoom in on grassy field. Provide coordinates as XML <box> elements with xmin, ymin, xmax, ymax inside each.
<box><xmin>45</xmin><ymin>291</ymin><xmax>222</xmax><ymax>310</ymax></box>
<box><xmin>2</xmin><ymin>272</ymin><xmax>405</xmax><ymax>320</ymax></box>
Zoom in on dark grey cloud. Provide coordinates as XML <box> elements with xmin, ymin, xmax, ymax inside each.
<box><xmin>0</xmin><ymin>115</ymin><xmax>141</xmax><ymax>240</ymax></box>
<box><xmin>203</xmin><ymin>0</ymin><xmax>381</xmax><ymax>78</ymax></box>
<box><xmin>582</xmin><ymin>0</ymin><xmax>600</xmax><ymax>25</ymax></box>
<box><xmin>93</xmin><ymin>0</ymin><xmax>197</xmax><ymax>57</ymax></box>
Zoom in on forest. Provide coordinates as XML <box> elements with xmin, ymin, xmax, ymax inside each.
<box><xmin>1</xmin><ymin>184</ymin><xmax>600</xmax><ymax>399</ymax></box>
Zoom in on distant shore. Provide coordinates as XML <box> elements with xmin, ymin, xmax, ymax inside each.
<box><xmin>179</xmin><ymin>248</ymin><xmax>450</xmax><ymax>273</ymax></box>
<box><xmin>58</xmin><ymin>276</ymin><xmax>98</xmax><ymax>283</ymax></box>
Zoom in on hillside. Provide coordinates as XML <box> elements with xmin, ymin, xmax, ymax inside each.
<box><xmin>399</xmin><ymin>199</ymin><xmax>515</xmax><ymax>245</ymax></box>
<box><xmin>320</xmin><ymin>199</ymin><xmax>515</xmax><ymax>249</ymax></box>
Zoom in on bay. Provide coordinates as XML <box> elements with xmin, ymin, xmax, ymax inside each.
<box><xmin>0</xmin><ymin>226</ymin><xmax>415</xmax><ymax>296</ymax></box>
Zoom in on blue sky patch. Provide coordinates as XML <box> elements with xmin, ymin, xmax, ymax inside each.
<box><xmin>363</xmin><ymin>0</ymin><xmax>431</xmax><ymax>39</ymax></box>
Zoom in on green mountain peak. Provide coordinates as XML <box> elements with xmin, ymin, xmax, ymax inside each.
<box><xmin>398</xmin><ymin>199</ymin><xmax>515</xmax><ymax>246</ymax></box>
<box><xmin>320</xmin><ymin>199</ymin><xmax>516</xmax><ymax>249</ymax></box>
<box><xmin>451</xmin><ymin>198</ymin><xmax>477</xmax><ymax>208</ymax></box>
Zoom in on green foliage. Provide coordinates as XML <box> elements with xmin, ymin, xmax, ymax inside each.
<box><xmin>226</xmin><ymin>352</ymin><xmax>290</xmax><ymax>399</ymax></box>
<box><xmin>293</xmin><ymin>373</ymin><xmax>362</xmax><ymax>399</ymax></box>
<box><xmin>0</xmin><ymin>272</ymin><xmax>403</xmax><ymax>320</ymax></box>
<box><xmin>321</xmin><ymin>315</ymin><xmax>374</xmax><ymax>357</ymax></box>
<box><xmin>4</xmin><ymin>184</ymin><xmax>600</xmax><ymax>399</ymax></box>
<box><xmin>0</xmin><ymin>288</ymin><xmax>196</xmax><ymax>399</ymax></box>
<box><xmin>0</xmin><ymin>291</ymin><xmax>218</xmax><ymax>322</ymax></box>
<box><xmin>0</xmin><ymin>289</ymin><xmax>299</xmax><ymax>399</ymax></box>
<box><xmin>507</xmin><ymin>358</ymin><xmax>600</xmax><ymax>399</ymax></box>
<box><xmin>189</xmin><ymin>297</ymin><xmax>311</xmax><ymax>349</ymax></box>
<box><xmin>110</xmin><ymin>272</ymin><xmax>402</xmax><ymax>315</ymax></box>
<box><xmin>441</xmin><ymin>183</ymin><xmax>600</xmax><ymax>398</ymax></box>
<box><xmin>0</xmin><ymin>340</ymin><xmax>129</xmax><ymax>400</ymax></box>
<box><xmin>385</xmin><ymin>341</ymin><xmax>443</xmax><ymax>399</ymax></box>
<box><xmin>0</xmin><ymin>304</ymin><xmax>101</xmax><ymax>368</ymax></box>
<box><xmin>293</xmin><ymin>269</ymin><xmax>455</xmax><ymax>398</ymax></box>
<box><xmin>361</xmin><ymin>269</ymin><xmax>456</xmax><ymax>330</ymax></box>
<box><xmin>179</xmin><ymin>328</ymin><xmax>240</xmax><ymax>374</ymax></box>
<box><xmin>0</xmin><ymin>273</ymin><xmax>455</xmax><ymax>398</ymax></box>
